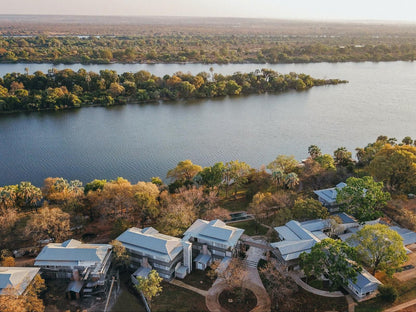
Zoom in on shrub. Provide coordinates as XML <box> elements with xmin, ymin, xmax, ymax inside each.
<box><xmin>378</xmin><ymin>285</ymin><xmax>398</xmax><ymax>302</ymax></box>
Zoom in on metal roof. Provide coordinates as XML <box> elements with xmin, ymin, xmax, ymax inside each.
<box><xmin>349</xmin><ymin>268</ymin><xmax>381</xmax><ymax>292</ymax></box>
<box><xmin>194</xmin><ymin>254</ymin><xmax>211</xmax><ymax>265</ymax></box>
<box><xmin>117</xmin><ymin>227</ymin><xmax>183</xmax><ymax>262</ymax></box>
<box><xmin>66</xmin><ymin>280</ymin><xmax>84</xmax><ymax>293</ymax></box>
<box><xmin>35</xmin><ymin>240</ymin><xmax>111</xmax><ymax>266</ymax></box>
<box><xmin>0</xmin><ymin>267</ymin><xmax>40</xmax><ymax>295</ymax></box>
<box><xmin>314</xmin><ymin>182</ymin><xmax>346</xmax><ymax>204</ymax></box>
<box><xmin>332</xmin><ymin>212</ymin><xmax>357</xmax><ymax>224</ymax></box>
<box><xmin>389</xmin><ymin>226</ymin><xmax>416</xmax><ymax>246</ymax></box>
<box><xmin>184</xmin><ymin>219</ymin><xmax>244</xmax><ymax>248</ymax></box>
<box><xmin>301</xmin><ymin>219</ymin><xmax>330</xmax><ymax>232</ymax></box>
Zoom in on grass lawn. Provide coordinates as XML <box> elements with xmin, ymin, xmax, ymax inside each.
<box><xmin>151</xmin><ymin>282</ymin><xmax>208</xmax><ymax>312</ymax></box>
<box><xmin>293</xmin><ymin>288</ymin><xmax>347</xmax><ymax>312</ymax></box>
<box><xmin>181</xmin><ymin>268</ymin><xmax>214</xmax><ymax>291</ymax></box>
<box><xmin>356</xmin><ymin>274</ymin><xmax>416</xmax><ymax>312</ymax></box>
<box><xmin>231</xmin><ymin>220</ymin><xmax>269</xmax><ymax>236</ymax></box>
<box><xmin>219</xmin><ymin>191</ymin><xmax>250</xmax><ymax>212</ymax></box>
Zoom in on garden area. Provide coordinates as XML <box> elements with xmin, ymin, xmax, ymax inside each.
<box><xmin>232</xmin><ymin>220</ymin><xmax>269</xmax><ymax>236</ymax></box>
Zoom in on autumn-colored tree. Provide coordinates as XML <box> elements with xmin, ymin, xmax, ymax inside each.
<box><xmin>110</xmin><ymin>240</ymin><xmax>130</xmax><ymax>270</ymax></box>
<box><xmin>42</xmin><ymin>177</ymin><xmax>84</xmax><ymax>203</ymax></box>
<box><xmin>166</xmin><ymin>160</ymin><xmax>202</xmax><ymax>183</ymax></box>
<box><xmin>16</xmin><ymin>181</ymin><xmax>42</xmax><ymax>209</ymax></box>
<box><xmin>259</xmin><ymin>260</ymin><xmax>299</xmax><ymax>311</ymax></box>
<box><xmin>202</xmin><ymin>207</ymin><xmax>230</xmax><ymax>221</ymax></box>
<box><xmin>135</xmin><ymin>270</ymin><xmax>163</xmax><ymax>307</ymax></box>
<box><xmin>24</xmin><ymin>206</ymin><xmax>71</xmax><ymax>244</ymax></box>
<box><xmin>1</xmin><ymin>256</ymin><xmax>15</xmax><ymax>267</ymax></box>
<box><xmin>157</xmin><ymin>199</ymin><xmax>196</xmax><ymax>236</ymax></box>
<box><xmin>133</xmin><ymin>181</ymin><xmax>160</xmax><ymax>224</ymax></box>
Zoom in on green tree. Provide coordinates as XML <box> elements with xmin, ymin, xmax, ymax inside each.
<box><xmin>292</xmin><ymin>198</ymin><xmax>329</xmax><ymax>221</ymax></box>
<box><xmin>197</xmin><ymin>162</ymin><xmax>224</xmax><ymax>189</ymax></box>
<box><xmin>284</xmin><ymin>172</ymin><xmax>299</xmax><ymax>189</ymax></box>
<box><xmin>402</xmin><ymin>136</ymin><xmax>413</xmax><ymax>145</ymax></box>
<box><xmin>369</xmin><ymin>144</ymin><xmax>416</xmax><ymax>193</ymax></box>
<box><xmin>348</xmin><ymin>223</ymin><xmax>407</xmax><ymax>275</ymax></box>
<box><xmin>308</xmin><ymin>145</ymin><xmax>322</xmax><ymax>159</ymax></box>
<box><xmin>151</xmin><ymin>177</ymin><xmax>163</xmax><ymax>186</ymax></box>
<box><xmin>336</xmin><ymin>176</ymin><xmax>391</xmax><ymax>223</ymax></box>
<box><xmin>315</xmin><ymin>154</ymin><xmax>336</xmax><ymax>170</ymax></box>
<box><xmin>300</xmin><ymin>238</ymin><xmax>360</xmax><ymax>290</ymax></box>
<box><xmin>135</xmin><ymin>270</ymin><xmax>163</xmax><ymax>307</ymax></box>
<box><xmin>333</xmin><ymin>147</ymin><xmax>354</xmax><ymax>168</ymax></box>
<box><xmin>16</xmin><ymin>181</ymin><xmax>42</xmax><ymax>209</ymax></box>
<box><xmin>84</xmin><ymin>179</ymin><xmax>106</xmax><ymax>195</ymax></box>
<box><xmin>267</xmin><ymin>155</ymin><xmax>299</xmax><ymax>174</ymax></box>
<box><xmin>223</xmin><ymin>160</ymin><xmax>251</xmax><ymax>197</ymax></box>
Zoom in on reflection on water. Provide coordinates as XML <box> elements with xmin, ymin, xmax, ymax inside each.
<box><xmin>0</xmin><ymin>61</ymin><xmax>415</xmax><ymax>186</ymax></box>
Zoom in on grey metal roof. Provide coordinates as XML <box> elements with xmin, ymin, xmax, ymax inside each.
<box><xmin>0</xmin><ymin>267</ymin><xmax>40</xmax><ymax>295</ymax></box>
<box><xmin>117</xmin><ymin>227</ymin><xmax>183</xmax><ymax>262</ymax></box>
<box><xmin>133</xmin><ymin>267</ymin><xmax>151</xmax><ymax>279</ymax></box>
<box><xmin>301</xmin><ymin>219</ymin><xmax>330</xmax><ymax>232</ymax></box>
<box><xmin>194</xmin><ymin>254</ymin><xmax>211</xmax><ymax>265</ymax></box>
<box><xmin>332</xmin><ymin>212</ymin><xmax>357</xmax><ymax>224</ymax></box>
<box><xmin>184</xmin><ymin>219</ymin><xmax>244</xmax><ymax>248</ymax></box>
<box><xmin>35</xmin><ymin>240</ymin><xmax>112</xmax><ymax>266</ymax></box>
<box><xmin>389</xmin><ymin>226</ymin><xmax>416</xmax><ymax>246</ymax></box>
<box><xmin>349</xmin><ymin>268</ymin><xmax>381</xmax><ymax>292</ymax></box>
<box><xmin>313</xmin><ymin>182</ymin><xmax>346</xmax><ymax>204</ymax></box>
<box><xmin>271</xmin><ymin>239</ymin><xmax>316</xmax><ymax>255</ymax></box>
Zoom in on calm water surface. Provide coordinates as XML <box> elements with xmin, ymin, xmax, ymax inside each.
<box><xmin>0</xmin><ymin>62</ymin><xmax>415</xmax><ymax>186</ymax></box>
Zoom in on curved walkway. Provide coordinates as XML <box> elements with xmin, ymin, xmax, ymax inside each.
<box><xmin>383</xmin><ymin>298</ymin><xmax>416</xmax><ymax>312</ymax></box>
<box><xmin>206</xmin><ymin>244</ymin><xmax>271</xmax><ymax>312</ymax></box>
<box><xmin>289</xmin><ymin>272</ymin><xmax>344</xmax><ymax>298</ymax></box>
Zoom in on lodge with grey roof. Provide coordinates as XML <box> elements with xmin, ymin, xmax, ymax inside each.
<box><xmin>34</xmin><ymin>239</ymin><xmax>112</xmax><ymax>286</ymax></box>
<box><xmin>0</xmin><ymin>267</ymin><xmax>40</xmax><ymax>296</ymax></box>
<box><xmin>183</xmin><ymin>219</ymin><xmax>244</xmax><ymax>270</ymax></box>
<box><xmin>314</xmin><ymin>182</ymin><xmax>346</xmax><ymax>211</ymax></box>
<box><xmin>116</xmin><ymin>227</ymin><xmax>192</xmax><ymax>280</ymax></box>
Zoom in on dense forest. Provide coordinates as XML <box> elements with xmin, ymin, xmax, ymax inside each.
<box><xmin>0</xmin><ymin>35</ymin><xmax>415</xmax><ymax>64</ymax></box>
<box><xmin>0</xmin><ymin>68</ymin><xmax>346</xmax><ymax>112</ymax></box>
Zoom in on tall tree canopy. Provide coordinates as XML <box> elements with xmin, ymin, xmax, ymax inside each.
<box><xmin>300</xmin><ymin>238</ymin><xmax>360</xmax><ymax>290</ymax></box>
<box><xmin>166</xmin><ymin>160</ymin><xmax>202</xmax><ymax>183</ymax></box>
<box><xmin>369</xmin><ymin>144</ymin><xmax>416</xmax><ymax>194</ymax></box>
<box><xmin>336</xmin><ymin>176</ymin><xmax>391</xmax><ymax>223</ymax></box>
<box><xmin>348</xmin><ymin>223</ymin><xmax>407</xmax><ymax>275</ymax></box>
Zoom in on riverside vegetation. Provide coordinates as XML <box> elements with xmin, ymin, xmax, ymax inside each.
<box><xmin>2</xmin><ymin>136</ymin><xmax>416</xmax><ymax>311</ymax></box>
<box><xmin>0</xmin><ymin>68</ymin><xmax>346</xmax><ymax>112</ymax></box>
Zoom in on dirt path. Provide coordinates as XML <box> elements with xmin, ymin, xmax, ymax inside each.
<box><xmin>383</xmin><ymin>299</ymin><xmax>416</xmax><ymax>312</ymax></box>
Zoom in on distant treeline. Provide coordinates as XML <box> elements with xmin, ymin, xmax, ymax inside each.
<box><xmin>0</xmin><ymin>35</ymin><xmax>415</xmax><ymax>64</ymax></box>
<box><xmin>0</xmin><ymin>68</ymin><xmax>346</xmax><ymax>112</ymax></box>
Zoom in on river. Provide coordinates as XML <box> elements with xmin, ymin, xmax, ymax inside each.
<box><xmin>0</xmin><ymin>61</ymin><xmax>415</xmax><ymax>186</ymax></box>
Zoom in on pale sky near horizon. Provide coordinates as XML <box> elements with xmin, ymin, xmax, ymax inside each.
<box><xmin>2</xmin><ymin>0</ymin><xmax>416</xmax><ymax>22</ymax></box>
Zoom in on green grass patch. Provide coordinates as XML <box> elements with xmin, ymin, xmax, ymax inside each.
<box><xmin>231</xmin><ymin>220</ymin><xmax>268</xmax><ymax>236</ymax></box>
<box><xmin>152</xmin><ymin>282</ymin><xmax>208</xmax><ymax>312</ymax></box>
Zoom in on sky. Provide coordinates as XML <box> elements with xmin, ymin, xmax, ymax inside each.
<box><xmin>2</xmin><ymin>0</ymin><xmax>416</xmax><ymax>22</ymax></box>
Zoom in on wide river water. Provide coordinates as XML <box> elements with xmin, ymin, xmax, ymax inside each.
<box><xmin>0</xmin><ymin>61</ymin><xmax>415</xmax><ymax>186</ymax></box>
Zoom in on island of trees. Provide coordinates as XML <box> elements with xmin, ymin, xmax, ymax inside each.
<box><xmin>0</xmin><ymin>68</ymin><xmax>346</xmax><ymax>113</ymax></box>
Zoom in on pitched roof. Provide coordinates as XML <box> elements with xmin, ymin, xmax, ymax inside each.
<box><xmin>183</xmin><ymin>219</ymin><xmax>244</xmax><ymax>248</ymax></box>
<box><xmin>116</xmin><ymin>227</ymin><xmax>183</xmax><ymax>262</ymax></box>
<box><xmin>349</xmin><ymin>268</ymin><xmax>381</xmax><ymax>291</ymax></box>
<box><xmin>273</xmin><ymin>220</ymin><xmax>327</xmax><ymax>261</ymax></box>
<box><xmin>34</xmin><ymin>239</ymin><xmax>112</xmax><ymax>266</ymax></box>
<box><xmin>332</xmin><ymin>212</ymin><xmax>357</xmax><ymax>224</ymax></box>
<box><xmin>0</xmin><ymin>267</ymin><xmax>40</xmax><ymax>295</ymax></box>
<box><xmin>314</xmin><ymin>182</ymin><xmax>346</xmax><ymax>204</ymax></box>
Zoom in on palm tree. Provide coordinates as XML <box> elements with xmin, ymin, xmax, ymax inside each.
<box><xmin>284</xmin><ymin>172</ymin><xmax>299</xmax><ymax>189</ymax></box>
<box><xmin>272</xmin><ymin>169</ymin><xmax>285</xmax><ymax>188</ymax></box>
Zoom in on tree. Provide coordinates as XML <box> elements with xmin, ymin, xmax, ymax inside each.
<box><xmin>378</xmin><ymin>285</ymin><xmax>399</xmax><ymax>302</ymax></box>
<box><xmin>135</xmin><ymin>270</ymin><xmax>162</xmax><ymax>307</ymax></box>
<box><xmin>133</xmin><ymin>182</ymin><xmax>160</xmax><ymax>224</ymax></box>
<box><xmin>217</xmin><ymin>257</ymin><xmax>247</xmax><ymax>291</ymax></box>
<box><xmin>336</xmin><ymin>176</ymin><xmax>391</xmax><ymax>223</ymax></box>
<box><xmin>292</xmin><ymin>198</ymin><xmax>329</xmax><ymax>221</ymax></box>
<box><xmin>223</xmin><ymin>160</ymin><xmax>251</xmax><ymax>197</ymax></box>
<box><xmin>24</xmin><ymin>206</ymin><xmax>71</xmax><ymax>244</ymax></box>
<box><xmin>259</xmin><ymin>260</ymin><xmax>299</xmax><ymax>311</ymax></box>
<box><xmin>267</xmin><ymin>155</ymin><xmax>299</xmax><ymax>174</ymax></box>
<box><xmin>110</xmin><ymin>240</ymin><xmax>130</xmax><ymax>270</ymax></box>
<box><xmin>315</xmin><ymin>154</ymin><xmax>336</xmax><ymax>170</ymax></box>
<box><xmin>308</xmin><ymin>145</ymin><xmax>322</xmax><ymax>159</ymax></box>
<box><xmin>402</xmin><ymin>136</ymin><xmax>413</xmax><ymax>145</ymax></box>
<box><xmin>151</xmin><ymin>177</ymin><xmax>163</xmax><ymax>187</ymax></box>
<box><xmin>108</xmin><ymin>82</ymin><xmax>125</xmax><ymax>97</ymax></box>
<box><xmin>157</xmin><ymin>200</ymin><xmax>196</xmax><ymax>236</ymax></box>
<box><xmin>300</xmin><ymin>238</ymin><xmax>360</xmax><ymax>290</ymax></box>
<box><xmin>348</xmin><ymin>223</ymin><xmax>407</xmax><ymax>275</ymax></box>
<box><xmin>197</xmin><ymin>162</ymin><xmax>224</xmax><ymax>189</ymax></box>
<box><xmin>284</xmin><ymin>172</ymin><xmax>299</xmax><ymax>189</ymax></box>
<box><xmin>166</xmin><ymin>160</ymin><xmax>202</xmax><ymax>183</ymax></box>
<box><xmin>333</xmin><ymin>147</ymin><xmax>354</xmax><ymax>168</ymax></box>
<box><xmin>16</xmin><ymin>181</ymin><xmax>42</xmax><ymax>209</ymax></box>
<box><xmin>1</xmin><ymin>256</ymin><xmax>15</xmax><ymax>267</ymax></box>
<box><xmin>369</xmin><ymin>144</ymin><xmax>416</xmax><ymax>193</ymax></box>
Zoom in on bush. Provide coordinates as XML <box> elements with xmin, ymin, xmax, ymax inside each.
<box><xmin>378</xmin><ymin>285</ymin><xmax>398</xmax><ymax>302</ymax></box>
